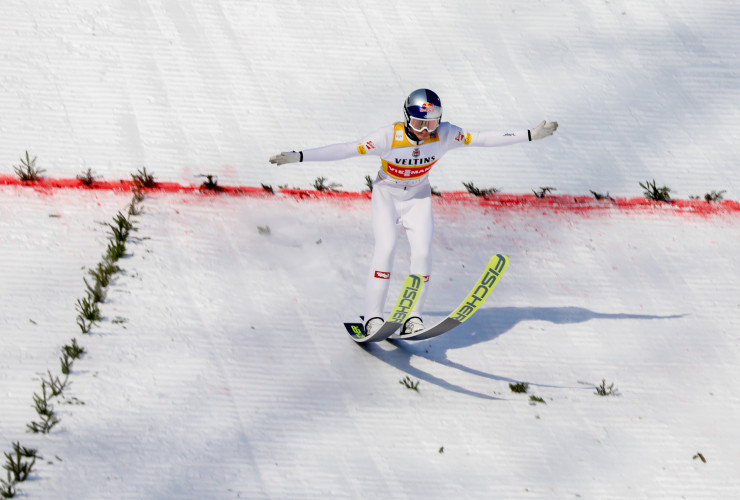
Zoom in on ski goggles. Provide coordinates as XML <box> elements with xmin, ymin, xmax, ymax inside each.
<box><xmin>408</xmin><ymin>116</ymin><xmax>440</xmax><ymax>133</ymax></box>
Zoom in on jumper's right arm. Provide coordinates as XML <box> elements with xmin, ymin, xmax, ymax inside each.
<box><xmin>269</xmin><ymin>141</ymin><xmax>358</xmax><ymax>165</ymax></box>
<box><xmin>269</xmin><ymin>126</ymin><xmax>391</xmax><ymax>165</ymax></box>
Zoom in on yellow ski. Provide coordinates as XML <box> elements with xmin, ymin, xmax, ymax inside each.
<box><xmin>398</xmin><ymin>254</ymin><xmax>508</xmax><ymax>341</ymax></box>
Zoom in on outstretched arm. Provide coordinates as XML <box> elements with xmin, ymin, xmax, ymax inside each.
<box><xmin>528</xmin><ymin>120</ymin><xmax>558</xmax><ymax>141</ymax></box>
<box><xmin>449</xmin><ymin>120</ymin><xmax>558</xmax><ymax>149</ymax></box>
<box><xmin>269</xmin><ymin>141</ymin><xmax>361</xmax><ymax>165</ymax></box>
<box><xmin>269</xmin><ymin>126</ymin><xmax>392</xmax><ymax>166</ymax></box>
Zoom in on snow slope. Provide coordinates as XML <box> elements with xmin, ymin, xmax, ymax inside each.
<box><xmin>2</xmin><ymin>189</ymin><xmax>739</xmax><ymax>499</ymax></box>
<box><xmin>1</xmin><ymin>0</ymin><xmax>740</xmax><ymax>499</ymax></box>
<box><xmin>1</xmin><ymin>1</ymin><xmax>738</xmax><ymax>195</ymax></box>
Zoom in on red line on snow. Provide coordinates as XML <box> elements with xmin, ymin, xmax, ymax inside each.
<box><xmin>1</xmin><ymin>175</ymin><xmax>738</xmax><ymax>216</ymax></box>
<box><xmin>0</xmin><ymin>175</ymin><xmax>267</xmax><ymax>196</ymax></box>
<box><xmin>437</xmin><ymin>192</ymin><xmax>740</xmax><ymax>216</ymax></box>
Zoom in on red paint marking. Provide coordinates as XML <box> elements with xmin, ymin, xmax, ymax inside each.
<box><xmin>0</xmin><ymin>175</ymin><xmax>268</xmax><ymax>196</ymax></box>
<box><xmin>436</xmin><ymin>192</ymin><xmax>740</xmax><ymax>216</ymax></box>
<box><xmin>1</xmin><ymin>175</ymin><xmax>737</xmax><ymax>215</ymax></box>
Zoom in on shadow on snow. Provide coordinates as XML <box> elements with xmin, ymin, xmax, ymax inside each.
<box><xmin>360</xmin><ymin>306</ymin><xmax>685</xmax><ymax>400</ymax></box>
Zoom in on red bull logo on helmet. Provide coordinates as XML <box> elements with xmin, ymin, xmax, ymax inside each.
<box><xmin>419</xmin><ymin>102</ymin><xmax>435</xmax><ymax>113</ymax></box>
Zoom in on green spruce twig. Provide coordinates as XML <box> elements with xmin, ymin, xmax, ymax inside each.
<box><xmin>529</xmin><ymin>395</ymin><xmax>546</xmax><ymax>405</ymax></box>
<box><xmin>594</xmin><ymin>379</ymin><xmax>618</xmax><ymax>396</ymax></box>
<box><xmin>533</xmin><ymin>186</ymin><xmax>556</xmax><ymax>199</ymax></box>
<box><xmin>197</xmin><ymin>174</ymin><xmax>220</xmax><ymax>191</ymax></box>
<box><xmin>106</xmin><ymin>211</ymin><xmax>135</xmax><ymax>243</ymax></box>
<box><xmin>60</xmin><ymin>351</ymin><xmax>73</xmax><ymax>375</ymax></box>
<box><xmin>639</xmin><ymin>179</ymin><xmax>672</xmax><ymax>202</ymax></box>
<box><xmin>509</xmin><ymin>382</ymin><xmax>529</xmax><ymax>394</ymax></box>
<box><xmin>27</xmin><ymin>383</ymin><xmax>60</xmax><ymax>434</ymax></box>
<box><xmin>313</xmin><ymin>176</ymin><xmax>342</xmax><ymax>192</ymax></box>
<box><xmin>704</xmin><ymin>190</ymin><xmax>726</xmax><ymax>202</ymax></box>
<box><xmin>128</xmin><ymin>196</ymin><xmax>143</xmax><ymax>216</ymax></box>
<box><xmin>106</xmin><ymin>239</ymin><xmax>127</xmax><ymax>261</ymax></box>
<box><xmin>76</xmin><ymin>169</ymin><xmax>99</xmax><ymax>186</ymax></box>
<box><xmin>77</xmin><ymin>316</ymin><xmax>94</xmax><ymax>334</ymax></box>
<box><xmin>399</xmin><ymin>376</ymin><xmax>420</xmax><ymax>392</ymax></box>
<box><xmin>76</xmin><ymin>294</ymin><xmax>102</xmax><ymax>320</ymax></box>
<box><xmin>83</xmin><ymin>277</ymin><xmax>107</xmax><ymax>304</ymax></box>
<box><xmin>12</xmin><ymin>151</ymin><xmax>45</xmax><ymax>182</ymax></box>
<box><xmin>88</xmin><ymin>260</ymin><xmax>121</xmax><ymax>288</ymax></box>
<box><xmin>463</xmin><ymin>181</ymin><xmax>501</xmax><ymax>197</ymax></box>
<box><xmin>131</xmin><ymin>185</ymin><xmax>145</xmax><ymax>204</ymax></box>
<box><xmin>131</xmin><ymin>167</ymin><xmax>156</xmax><ymax>189</ymax></box>
<box><xmin>590</xmin><ymin>190</ymin><xmax>614</xmax><ymax>201</ymax></box>
<box><xmin>63</xmin><ymin>338</ymin><xmax>86</xmax><ymax>360</ymax></box>
<box><xmin>42</xmin><ymin>370</ymin><xmax>69</xmax><ymax>398</ymax></box>
<box><xmin>0</xmin><ymin>470</ymin><xmax>17</xmax><ymax>498</ymax></box>
<box><xmin>2</xmin><ymin>442</ymin><xmax>37</xmax><ymax>484</ymax></box>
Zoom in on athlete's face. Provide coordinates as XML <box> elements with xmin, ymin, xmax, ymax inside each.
<box><xmin>414</xmin><ymin>128</ymin><xmax>432</xmax><ymax>141</ymax></box>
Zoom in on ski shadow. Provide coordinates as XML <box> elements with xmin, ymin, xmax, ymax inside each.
<box><xmin>362</xmin><ymin>306</ymin><xmax>685</xmax><ymax>400</ymax></box>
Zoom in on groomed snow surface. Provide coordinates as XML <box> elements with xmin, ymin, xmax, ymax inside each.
<box><xmin>2</xmin><ymin>0</ymin><xmax>740</xmax><ymax>498</ymax></box>
<box><xmin>2</xmin><ymin>188</ymin><xmax>739</xmax><ymax>499</ymax></box>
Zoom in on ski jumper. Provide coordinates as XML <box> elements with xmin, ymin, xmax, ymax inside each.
<box><xmin>301</xmin><ymin>121</ymin><xmax>529</xmax><ymax>323</ymax></box>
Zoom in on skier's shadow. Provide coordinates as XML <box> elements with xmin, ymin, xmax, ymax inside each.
<box><xmin>361</xmin><ymin>306</ymin><xmax>685</xmax><ymax>400</ymax></box>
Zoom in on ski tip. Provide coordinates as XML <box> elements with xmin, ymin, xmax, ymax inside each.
<box><xmin>344</xmin><ymin>322</ymin><xmax>366</xmax><ymax>341</ymax></box>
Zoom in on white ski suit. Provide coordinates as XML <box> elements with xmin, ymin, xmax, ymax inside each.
<box><xmin>300</xmin><ymin>121</ymin><xmax>529</xmax><ymax>324</ymax></box>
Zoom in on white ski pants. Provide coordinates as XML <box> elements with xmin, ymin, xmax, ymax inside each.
<box><xmin>364</xmin><ymin>178</ymin><xmax>433</xmax><ymax>323</ymax></box>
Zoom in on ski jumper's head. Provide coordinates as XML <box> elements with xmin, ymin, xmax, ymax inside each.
<box><xmin>403</xmin><ymin>89</ymin><xmax>443</xmax><ymax>142</ymax></box>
